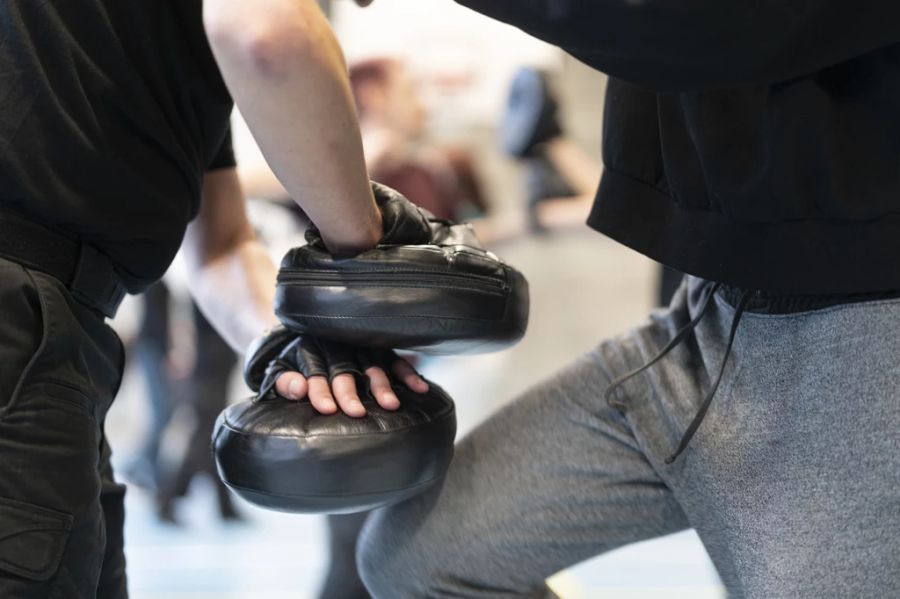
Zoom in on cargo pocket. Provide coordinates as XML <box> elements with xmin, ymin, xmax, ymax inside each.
<box><xmin>0</xmin><ymin>265</ymin><xmax>49</xmax><ymax>420</ymax></box>
<box><xmin>0</xmin><ymin>496</ymin><xmax>73</xmax><ymax>582</ymax></box>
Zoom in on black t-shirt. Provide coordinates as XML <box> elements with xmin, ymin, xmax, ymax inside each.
<box><xmin>0</xmin><ymin>1</ymin><xmax>234</xmax><ymax>292</ymax></box>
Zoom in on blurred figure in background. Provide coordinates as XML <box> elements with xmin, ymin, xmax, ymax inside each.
<box><xmin>501</xmin><ymin>67</ymin><xmax>600</xmax><ymax>233</ymax></box>
<box><xmin>124</xmin><ymin>283</ymin><xmax>242</xmax><ymax>525</ymax></box>
<box><xmin>122</xmin><ymin>283</ymin><xmax>175</xmax><ymax>492</ymax></box>
<box><xmin>351</xmin><ymin>58</ymin><xmax>488</xmax><ymax>222</ymax></box>
<box><xmin>155</xmin><ymin>303</ymin><xmax>241</xmax><ymax>524</ymax></box>
<box><xmin>124</xmin><ymin>277</ymin><xmax>240</xmax><ymax>524</ymax></box>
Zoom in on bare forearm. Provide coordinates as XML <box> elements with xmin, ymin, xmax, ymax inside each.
<box><xmin>187</xmin><ymin>237</ymin><xmax>279</xmax><ymax>351</ymax></box>
<box><xmin>184</xmin><ymin>168</ymin><xmax>279</xmax><ymax>352</ymax></box>
<box><xmin>204</xmin><ymin>0</ymin><xmax>381</xmax><ymax>254</ymax></box>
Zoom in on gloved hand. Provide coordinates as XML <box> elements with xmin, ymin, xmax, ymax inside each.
<box><xmin>243</xmin><ymin>325</ymin><xmax>427</xmax><ymax>417</ymax></box>
<box><xmin>214</xmin><ymin>326</ymin><xmax>457</xmax><ymax>514</ymax></box>
<box><xmin>304</xmin><ymin>181</ymin><xmax>433</xmax><ymax>251</ymax></box>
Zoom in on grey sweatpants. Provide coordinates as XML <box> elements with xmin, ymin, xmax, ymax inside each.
<box><xmin>358</xmin><ymin>277</ymin><xmax>900</xmax><ymax>598</ymax></box>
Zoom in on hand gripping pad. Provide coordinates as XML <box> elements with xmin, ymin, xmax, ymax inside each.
<box><xmin>213</xmin><ymin>383</ymin><xmax>456</xmax><ymax>514</ymax></box>
<box><xmin>275</xmin><ymin>221</ymin><xmax>530</xmax><ymax>354</ymax></box>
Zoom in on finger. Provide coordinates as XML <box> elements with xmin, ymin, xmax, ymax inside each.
<box><xmin>366</xmin><ymin>367</ymin><xmax>400</xmax><ymax>411</ymax></box>
<box><xmin>307</xmin><ymin>376</ymin><xmax>339</xmax><ymax>415</ymax></box>
<box><xmin>275</xmin><ymin>372</ymin><xmax>308</xmax><ymax>401</ymax></box>
<box><xmin>393</xmin><ymin>360</ymin><xmax>429</xmax><ymax>394</ymax></box>
<box><xmin>331</xmin><ymin>373</ymin><xmax>367</xmax><ymax>418</ymax></box>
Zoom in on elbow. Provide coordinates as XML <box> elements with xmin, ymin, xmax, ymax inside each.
<box><xmin>204</xmin><ymin>0</ymin><xmax>325</xmax><ymax>79</ymax></box>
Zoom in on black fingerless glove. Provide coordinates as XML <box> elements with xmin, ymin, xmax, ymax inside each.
<box><xmin>244</xmin><ymin>326</ymin><xmax>398</xmax><ymax>402</ymax></box>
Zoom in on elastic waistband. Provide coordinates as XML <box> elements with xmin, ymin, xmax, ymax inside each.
<box><xmin>0</xmin><ymin>211</ymin><xmax>126</xmax><ymax>318</ymax></box>
<box><xmin>718</xmin><ymin>285</ymin><xmax>900</xmax><ymax>314</ymax></box>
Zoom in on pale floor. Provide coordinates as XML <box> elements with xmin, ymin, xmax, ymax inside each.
<box><xmin>106</xmin><ymin>228</ymin><xmax>725</xmax><ymax>598</ymax></box>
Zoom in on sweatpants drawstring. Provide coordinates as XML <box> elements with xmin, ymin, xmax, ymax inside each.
<box><xmin>603</xmin><ymin>283</ymin><xmax>754</xmax><ymax>464</ymax></box>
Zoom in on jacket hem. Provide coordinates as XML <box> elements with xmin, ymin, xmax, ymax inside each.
<box><xmin>588</xmin><ymin>168</ymin><xmax>900</xmax><ymax>294</ymax></box>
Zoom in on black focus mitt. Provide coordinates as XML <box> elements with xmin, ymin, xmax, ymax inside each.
<box><xmin>275</xmin><ymin>183</ymin><xmax>530</xmax><ymax>354</ymax></box>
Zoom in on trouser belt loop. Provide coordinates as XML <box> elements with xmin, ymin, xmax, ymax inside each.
<box><xmin>71</xmin><ymin>244</ymin><xmax>128</xmax><ymax>319</ymax></box>
<box><xmin>0</xmin><ymin>210</ymin><xmax>127</xmax><ymax>319</ymax></box>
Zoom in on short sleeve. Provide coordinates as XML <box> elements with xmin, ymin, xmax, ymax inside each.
<box><xmin>207</xmin><ymin>126</ymin><xmax>236</xmax><ymax>171</ymax></box>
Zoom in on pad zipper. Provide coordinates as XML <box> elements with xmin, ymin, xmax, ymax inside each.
<box><xmin>278</xmin><ymin>269</ymin><xmax>509</xmax><ymax>295</ymax></box>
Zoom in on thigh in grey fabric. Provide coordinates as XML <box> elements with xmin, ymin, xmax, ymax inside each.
<box><xmin>358</xmin><ymin>345</ymin><xmax>691</xmax><ymax>598</ymax></box>
<box><xmin>360</xmin><ymin>278</ymin><xmax>900</xmax><ymax>598</ymax></box>
<box><xmin>633</xmin><ymin>289</ymin><xmax>900</xmax><ymax>598</ymax></box>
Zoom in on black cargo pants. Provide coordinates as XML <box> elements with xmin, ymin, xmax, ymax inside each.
<box><xmin>0</xmin><ymin>256</ymin><xmax>127</xmax><ymax>598</ymax></box>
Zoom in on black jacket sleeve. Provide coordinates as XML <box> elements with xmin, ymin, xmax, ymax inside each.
<box><xmin>456</xmin><ymin>0</ymin><xmax>900</xmax><ymax>91</ymax></box>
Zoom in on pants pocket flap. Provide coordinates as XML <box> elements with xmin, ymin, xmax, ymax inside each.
<box><xmin>0</xmin><ymin>496</ymin><xmax>73</xmax><ymax>582</ymax></box>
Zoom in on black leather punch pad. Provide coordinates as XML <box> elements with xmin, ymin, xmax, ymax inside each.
<box><xmin>213</xmin><ymin>382</ymin><xmax>456</xmax><ymax>514</ymax></box>
<box><xmin>275</xmin><ymin>223</ymin><xmax>530</xmax><ymax>355</ymax></box>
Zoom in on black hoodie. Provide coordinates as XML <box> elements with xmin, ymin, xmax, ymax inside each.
<box><xmin>459</xmin><ymin>1</ymin><xmax>900</xmax><ymax>294</ymax></box>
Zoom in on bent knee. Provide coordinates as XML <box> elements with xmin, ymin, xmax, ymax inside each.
<box><xmin>358</xmin><ymin>506</ymin><xmax>426</xmax><ymax>597</ymax></box>
<box><xmin>359</xmin><ymin>502</ymin><xmax>556</xmax><ymax>598</ymax></box>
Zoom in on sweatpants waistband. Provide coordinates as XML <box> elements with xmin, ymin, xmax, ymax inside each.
<box><xmin>717</xmin><ymin>285</ymin><xmax>900</xmax><ymax>315</ymax></box>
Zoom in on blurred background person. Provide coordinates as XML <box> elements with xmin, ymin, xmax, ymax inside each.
<box><xmin>351</xmin><ymin>57</ymin><xmax>488</xmax><ymax>222</ymax></box>
<box><xmin>122</xmin><ymin>283</ymin><xmax>176</xmax><ymax>492</ymax></box>
<box><xmin>154</xmin><ymin>303</ymin><xmax>242</xmax><ymax>525</ymax></box>
<box><xmin>123</xmin><ymin>278</ymin><xmax>243</xmax><ymax>525</ymax></box>
<box><xmin>501</xmin><ymin>67</ymin><xmax>600</xmax><ymax>234</ymax></box>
